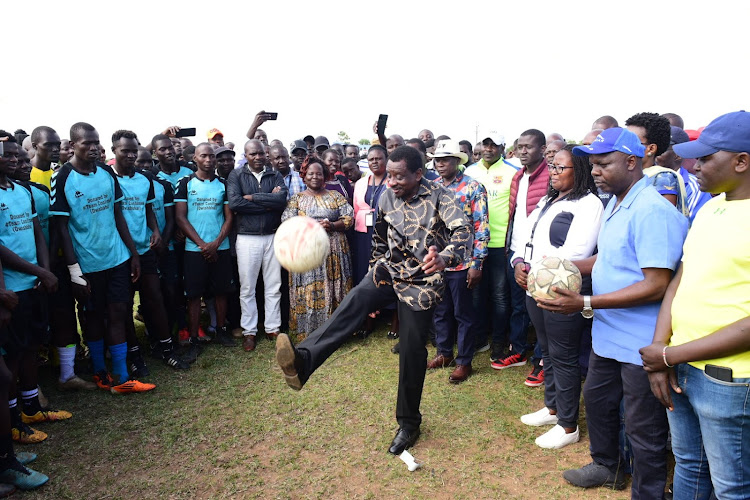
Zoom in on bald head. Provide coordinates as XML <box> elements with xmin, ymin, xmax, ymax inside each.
<box><xmin>386</xmin><ymin>134</ymin><xmax>405</xmax><ymax>154</ymax></box>
<box><xmin>592</xmin><ymin>115</ymin><xmax>618</xmax><ymax>130</ymax></box>
<box><xmin>582</xmin><ymin>129</ymin><xmax>604</xmax><ymax>145</ymax></box>
<box><xmin>547</xmin><ymin>133</ymin><xmax>564</xmax><ymax>144</ymax></box>
<box><xmin>418</xmin><ymin>129</ymin><xmax>434</xmax><ymax>143</ymax></box>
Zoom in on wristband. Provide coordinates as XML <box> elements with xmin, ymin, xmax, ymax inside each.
<box><xmin>67</xmin><ymin>263</ymin><xmax>87</xmax><ymax>286</ymax></box>
<box><xmin>662</xmin><ymin>345</ymin><xmax>673</xmax><ymax>368</ymax></box>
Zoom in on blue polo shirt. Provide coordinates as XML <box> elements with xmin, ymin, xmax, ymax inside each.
<box><xmin>50</xmin><ymin>164</ymin><xmax>130</xmax><ymax>274</ymax></box>
<box><xmin>157</xmin><ymin>166</ymin><xmax>193</xmax><ymax>191</ymax></box>
<box><xmin>174</xmin><ymin>174</ymin><xmax>229</xmax><ymax>253</ymax></box>
<box><xmin>28</xmin><ymin>182</ymin><xmax>50</xmax><ymax>246</ymax></box>
<box><xmin>0</xmin><ymin>181</ymin><xmax>38</xmax><ymax>292</ymax></box>
<box><xmin>109</xmin><ymin>168</ymin><xmax>155</xmax><ymax>256</ymax></box>
<box><xmin>591</xmin><ymin>175</ymin><xmax>688</xmax><ymax>365</ymax></box>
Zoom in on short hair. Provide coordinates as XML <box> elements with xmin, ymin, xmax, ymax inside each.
<box><xmin>367</xmin><ymin>144</ymin><xmax>387</xmax><ymax>158</ymax></box>
<box><xmin>112</xmin><ymin>130</ymin><xmax>139</xmax><ymax>146</ymax></box>
<box><xmin>546</xmin><ymin>144</ymin><xmax>597</xmax><ymax>202</ymax></box>
<box><xmin>13</xmin><ymin>130</ymin><xmax>28</xmax><ymax>144</ymax></box>
<box><xmin>70</xmin><ymin>122</ymin><xmax>96</xmax><ymax>142</ymax></box>
<box><xmin>184</xmin><ymin>145</ymin><xmax>196</xmax><ymax>156</ymax></box>
<box><xmin>300</xmin><ymin>155</ymin><xmax>330</xmax><ymax>182</ymax></box>
<box><xmin>270</xmin><ymin>144</ymin><xmax>288</xmax><ymax>156</ymax></box>
<box><xmin>405</xmin><ymin>138</ymin><xmax>427</xmax><ymax>155</ymax></box>
<box><xmin>341</xmin><ymin>158</ymin><xmax>358</xmax><ymax>169</ymax></box>
<box><xmin>151</xmin><ymin>134</ymin><xmax>172</xmax><ymax>149</ymax></box>
<box><xmin>593</xmin><ymin>115</ymin><xmax>619</xmax><ymax>129</ymax></box>
<box><xmin>436</xmin><ymin>135</ymin><xmax>451</xmax><ymax>141</ymax></box>
<box><xmin>0</xmin><ymin>130</ymin><xmax>16</xmax><ymax>143</ymax></box>
<box><xmin>459</xmin><ymin>139</ymin><xmax>473</xmax><ymax>151</ymax></box>
<box><xmin>388</xmin><ymin>145</ymin><xmax>423</xmax><ymax>173</ymax></box>
<box><xmin>625</xmin><ymin>112</ymin><xmax>671</xmax><ymax>156</ymax></box>
<box><xmin>31</xmin><ymin>126</ymin><xmax>57</xmax><ymax>144</ymax></box>
<box><xmin>424</xmin><ymin>138</ymin><xmax>435</xmax><ymax>149</ymax></box>
<box><xmin>519</xmin><ymin>129</ymin><xmax>546</xmax><ymax>147</ymax></box>
<box><xmin>321</xmin><ymin>148</ymin><xmax>339</xmax><ymax>160</ymax></box>
<box><xmin>661</xmin><ymin>112</ymin><xmax>685</xmax><ymax>129</ymax></box>
<box><xmin>344</xmin><ymin>144</ymin><xmax>359</xmax><ymax>152</ymax></box>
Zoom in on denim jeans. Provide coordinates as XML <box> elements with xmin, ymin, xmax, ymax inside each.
<box><xmin>669</xmin><ymin>363</ymin><xmax>750</xmax><ymax>500</ymax></box>
<box><xmin>471</xmin><ymin>247</ymin><xmax>509</xmax><ymax>347</ymax></box>
<box><xmin>505</xmin><ymin>260</ymin><xmax>530</xmax><ymax>356</ymax></box>
<box><xmin>433</xmin><ymin>269</ymin><xmax>476</xmax><ymax>366</ymax></box>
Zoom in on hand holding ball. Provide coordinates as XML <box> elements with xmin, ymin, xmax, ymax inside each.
<box><xmin>274</xmin><ymin>216</ymin><xmax>330</xmax><ymax>273</ymax></box>
<box><xmin>527</xmin><ymin>256</ymin><xmax>582</xmax><ymax>300</ymax></box>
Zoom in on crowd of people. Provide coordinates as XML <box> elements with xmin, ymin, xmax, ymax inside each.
<box><xmin>0</xmin><ymin>107</ymin><xmax>747</xmax><ymax>499</ymax></box>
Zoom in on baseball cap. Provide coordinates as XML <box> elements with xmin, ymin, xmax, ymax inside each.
<box><xmin>207</xmin><ymin>128</ymin><xmax>223</xmax><ymax>140</ymax></box>
<box><xmin>673</xmin><ymin>111</ymin><xmax>750</xmax><ymax>159</ymax></box>
<box><xmin>573</xmin><ymin>127</ymin><xmax>645</xmax><ymax>158</ymax></box>
<box><xmin>669</xmin><ymin>126</ymin><xmax>690</xmax><ymax>146</ymax></box>
<box><xmin>314</xmin><ymin>136</ymin><xmax>330</xmax><ymax>150</ymax></box>
<box><xmin>290</xmin><ymin>140</ymin><xmax>308</xmax><ymax>154</ymax></box>
<box><xmin>479</xmin><ymin>129</ymin><xmax>505</xmax><ymax>147</ymax></box>
<box><xmin>214</xmin><ymin>146</ymin><xmax>235</xmax><ymax>156</ymax></box>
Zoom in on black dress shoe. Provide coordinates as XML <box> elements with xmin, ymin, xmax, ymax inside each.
<box><xmin>388</xmin><ymin>428</ymin><xmax>420</xmax><ymax>455</ymax></box>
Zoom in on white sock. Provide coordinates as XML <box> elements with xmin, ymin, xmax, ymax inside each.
<box><xmin>58</xmin><ymin>345</ymin><xmax>76</xmax><ymax>382</ymax></box>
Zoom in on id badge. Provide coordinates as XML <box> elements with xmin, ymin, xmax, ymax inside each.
<box><xmin>523</xmin><ymin>243</ymin><xmax>534</xmax><ymax>264</ymax></box>
<box><xmin>365</xmin><ymin>212</ymin><xmax>374</xmax><ymax>227</ymax></box>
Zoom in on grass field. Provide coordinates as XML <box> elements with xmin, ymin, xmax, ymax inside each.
<box><xmin>21</xmin><ymin>322</ymin><xmax>631</xmax><ymax>500</ymax></box>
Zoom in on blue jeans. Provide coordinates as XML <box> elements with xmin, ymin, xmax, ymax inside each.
<box><xmin>505</xmin><ymin>260</ymin><xmax>530</xmax><ymax>356</ymax></box>
<box><xmin>471</xmin><ymin>247</ymin><xmax>509</xmax><ymax>347</ymax></box>
<box><xmin>669</xmin><ymin>363</ymin><xmax>750</xmax><ymax>500</ymax></box>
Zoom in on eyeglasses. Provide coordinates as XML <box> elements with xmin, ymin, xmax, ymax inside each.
<box><xmin>548</xmin><ymin>165</ymin><xmax>572</xmax><ymax>174</ymax></box>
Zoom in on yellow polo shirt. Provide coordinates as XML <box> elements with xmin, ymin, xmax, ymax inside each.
<box><xmin>464</xmin><ymin>158</ymin><xmax>519</xmax><ymax>248</ymax></box>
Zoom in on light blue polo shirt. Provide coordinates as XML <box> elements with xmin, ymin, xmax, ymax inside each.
<box><xmin>157</xmin><ymin>166</ymin><xmax>193</xmax><ymax>190</ymax></box>
<box><xmin>29</xmin><ymin>182</ymin><xmax>50</xmax><ymax>246</ymax></box>
<box><xmin>174</xmin><ymin>174</ymin><xmax>229</xmax><ymax>253</ymax></box>
<box><xmin>111</xmin><ymin>168</ymin><xmax>155</xmax><ymax>256</ymax></box>
<box><xmin>0</xmin><ymin>181</ymin><xmax>38</xmax><ymax>292</ymax></box>
<box><xmin>50</xmin><ymin>164</ymin><xmax>130</xmax><ymax>274</ymax></box>
<box><xmin>591</xmin><ymin>175</ymin><xmax>688</xmax><ymax>365</ymax></box>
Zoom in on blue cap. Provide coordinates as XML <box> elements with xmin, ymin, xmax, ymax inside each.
<box><xmin>673</xmin><ymin>111</ymin><xmax>750</xmax><ymax>159</ymax></box>
<box><xmin>573</xmin><ymin>127</ymin><xmax>645</xmax><ymax>158</ymax></box>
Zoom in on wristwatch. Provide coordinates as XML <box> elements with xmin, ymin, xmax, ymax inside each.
<box><xmin>581</xmin><ymin>296</ymin><xmax>594</xmax><ymax>319</ymax></box>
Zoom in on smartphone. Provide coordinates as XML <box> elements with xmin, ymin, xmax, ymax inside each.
<box><xmin>175</xmin><ymin>127</ymin><xmax>196</xmax><ymax>138</ymax></box>
<box><xmin>266</xmin><ymin>112</ymin><xmax>278</xmax><ymax>120</ymax></box>
<box><xmin>705</xmin><ymin>364</ymin><xmax>733</xmax><ymax>382</ymax></box>
<box><xmin>377</xmin><ymin>114</ymin><xmax>388</xmax><ymax>135</ymax></box>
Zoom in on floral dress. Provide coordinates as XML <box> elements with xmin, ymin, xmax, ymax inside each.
<box><xmin>282</xmin><ymin>190</ymin><xmax>354</xmax><ymax>337</ymax></box>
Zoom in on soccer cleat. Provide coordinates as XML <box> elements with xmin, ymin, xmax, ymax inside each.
<box><xmin>491</xmin><ymin>351</ymin><xmax>527</xmax><ymax>370</ymax></box>
<box><xmin>0</xmin><ymin>466</ymin><xmax>49</xmax><ymax>490</ymax></box>
<box><xmin>11</xmin><ymin>423</ymin><xmax>47</xmax><ymax>444</ymax></box>
<box><xmin>21</xmin><ymin>409</ymin><xmax>73</xmax><ymax>424</ymax></box>
<box><xmin>164</xmin><ymin>351</ymin><xmax>190</xmax><ymax>370</ymax></box>
<box><xmin>93</xmin><ymin>371</ymin><xmax>115</xmax><ymax>390</ymax></box>
<box><xmin>15</xmin><ymin>452</ymin><xmax>37</xmax><ymax>465</ymax></box>
<box><xmin>110</xmin><ymin>379</ymin><xmax>156</xmax><ymax>395</ymax></box>
<box><xmin>128</xmin><ymin>353</ymin><xmax>151</xmax><ymax>379</ymax></box>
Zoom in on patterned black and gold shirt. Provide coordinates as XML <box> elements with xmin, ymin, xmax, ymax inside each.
<box><xmin>370</xmin><ymin>178</ymin><xmax>472</xmax><ymax>311</ymax></box>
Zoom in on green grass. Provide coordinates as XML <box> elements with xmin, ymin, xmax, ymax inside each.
<box><xmin>23</xmin><ymin>321</ymin><xmax>631</xmax><ymax>500</ymax></box>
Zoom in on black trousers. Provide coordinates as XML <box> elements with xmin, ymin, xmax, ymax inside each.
<box><xmin>297</xmin><ymin>276</ymin><xmax>432</xmax><ymax>431</ymax></box>
<box><xmin>584</xmin><ymin>352</ymin><xmax>668</xmax><ymax>500</ymax></box>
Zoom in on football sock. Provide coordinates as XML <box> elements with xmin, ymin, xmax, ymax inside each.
<box><xmin>58</xmin><ymin>345</ymin><xmax>76</xmax><ymax>382</ymax></box>
<box><xmin>88</xmin><ymin>339</ymin><xmax>106</xmax><ymax>374</ymax></box>
<box><xmin>110</xmin><ymin>343</ymin><xmax>128</xmax><ymax>385</ymax></box>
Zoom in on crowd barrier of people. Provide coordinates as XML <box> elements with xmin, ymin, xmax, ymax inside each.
<box><xmin>0</xmin><ymin>108</ymin><xmax>747</xmax><ymax>499</ymax></box>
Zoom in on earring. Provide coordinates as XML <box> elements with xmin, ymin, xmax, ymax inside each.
<box><xmin>647</xmin><ymin>152</ymin><xmax>653</xmax><ymax>157</ymax></box>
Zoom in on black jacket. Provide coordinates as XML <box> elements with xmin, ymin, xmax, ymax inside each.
<box><xmin>227</xmin><ymin>167</ymin><xmax>288</xmax><ymax>235</ymax></box>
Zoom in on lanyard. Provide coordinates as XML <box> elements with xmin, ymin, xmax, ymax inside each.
<box><xmin>367</xmin><ymin>175</ymin><xmax>386</xmax><ymax>208</ymax></box>
<box><xmin>524</xmin><ymin>194</ymin><xmax>569</xmax><ymax>263</ymax></box>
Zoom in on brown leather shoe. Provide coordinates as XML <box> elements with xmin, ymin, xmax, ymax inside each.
<box><xmin>449</xmin><ymin>364</ymin><xmax>472</xmax><ymax>383</ymax></box>
<box><xmin>265</xmin><ymin>331</ymin><xmax>279</xmax><ymax>341</ymax></box>
<box><xmin>243</xmin><ymin>335</ymin><xmax>257</xmax><ymax>352</ymax></box>
<box><xmin>427</xmin><ymin>354</ymin><xmax>454</xmax><ymax>370</ymax></box>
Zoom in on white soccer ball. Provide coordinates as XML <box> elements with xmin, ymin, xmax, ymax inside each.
<box><xmin>274</xmin><ymin>216</ymin><xmax>330</xmax><ymax>273</ymax></box>
<box><xmin>527</xmin><ymin>256</ymin><xmax>582</xmax><ymax>300</ymax></box>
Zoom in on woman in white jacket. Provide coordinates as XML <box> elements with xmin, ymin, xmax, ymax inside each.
<box><xmin>512</xmin><ymin>144</ymin><xmax>603</xmax><ymax>449</ymax></box>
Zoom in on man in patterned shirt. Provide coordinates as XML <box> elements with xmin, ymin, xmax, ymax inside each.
<box><xmin>427</xmin><ymin>140</ymin><xmax>489</xmax><ymax>384</ymax></box>
<box><xmin>276</xmin><ymin>146</ymin><xmax>471</xmax><ymax>455</ymax></box>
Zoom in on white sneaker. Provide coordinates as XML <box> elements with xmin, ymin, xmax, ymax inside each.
<box><xmin>535</xmin><ymin>425</ymin><xmax>580</xmax><ymax>449</ymax></box>
<box><xmin>520</xmin><ymin>407</ymin><xmax>558</xmax><ymax>426</ymax></box>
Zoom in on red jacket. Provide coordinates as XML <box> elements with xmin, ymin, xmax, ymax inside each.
<box><xmin>505</xmin><ymin>159</ymin><xmax>549</xmax><ymax>250</ymax></box>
